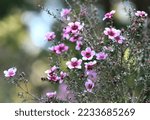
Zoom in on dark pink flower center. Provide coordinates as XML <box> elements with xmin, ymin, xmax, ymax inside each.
<box><xmin>78</xmin><ymin>44</ymin><xmax>81</xmax><ymax>47</ymax></box>
<box><xmin>115</xmin><ymin>36</ymin><xmax>120</xmax><ymax>42</ymax></box>
<box><xmin>61</xmin><ymin>75</ymin><xmax>64</xmax><ymax>79</ymax></box>
<box><xmin>71</xmin><ymin>61</ymin><xmax>78</xmax><ymax>67</ymax></box>
<box><xmin>88</xmin><ymin>84</ymin><xmax>93</xmax><ymax>89</ymax></box>
<box><xmin>85</xmin><ymin>52</ymin><xmax>91</xmax><ymax>58</ymax></box>
<box><xmin>74</xmin><ymin>36</ymin><xmax>79</xmax><ymax>40</ymax></box>
<box><xmin>50</xmin><ymin>75</ymin><xmax>58</xmax><ymax>81</ymax></box>
<box><xmin>106</xmin><ymin>14</ymin><xmax>111</xmax><ymax>18</ymax></box>
<box><xmin>71</xmin><ymin>25</ymin><xmax>78</xmax><ymax>30</ymax></box>
<box><xmin>9</xmin><ymin>71</ymin><xmax>14</xmax><ymax>76</ymax></box>
<box><xmin>87</xmin><ymin>65</ymin><xmax>93</xmax><ymax>70</ymax></box>
<box><xmin>100</xmin><ymin>55</ymin><xmax>105</xmax><ymax>59</ymax></box>
<box><xmin>141</xmin><ymin>14</ymin><xmax>145</xmax><ymax>17</ymax></box>
<box><xmin>59</xmin><ymin>46</ymin><xmax>64</xmax><ymax>51</ymax></box>
<box><xmin>108</xmin><ymin>30</ymin><xmax>115</xmax><ymax>36</ymax></box>
<box><xmin>48</xmin><ymin>72</ymin><xmax>53</xmax><ymax>76</ymax></box>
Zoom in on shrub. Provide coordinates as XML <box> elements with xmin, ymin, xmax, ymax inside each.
<box><xmin>3</xmin><ymin>0</ymin><xmax>150</xmax><ymax>103</ymax></box>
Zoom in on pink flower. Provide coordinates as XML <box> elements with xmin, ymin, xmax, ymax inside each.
<box><xmin>61</xmin><ymin>8</ymin><xmax>71</xmax><ymax>19</ymax></box>
<box><xmin>45</xmin><ymin>66</ymin><xmax>58</xmax><ymax>76</ymax></box>
<box><xmin>84</xmin><ymin>61</ymin><xmax>97</xmax><ymax>71</ymax></box>
<box><xmin>66</xmin><ymin>57</ymin><xmax>82</xmax><ymax>69</ymax></box>
<box><xmin>103</xmin><ymin>10</ymin><xmax>116</xmax><ymax>21</ymax></box>
<box><xmin>85</xmin><ymin>70</ymin><xmax>97</xmax><ymax>82</ymax></box>
<box><xmin>47</xmin><ymin>73</ymin><xmax>60</xmax><ymax>82</ymax></box>
<box><xmin>135</xmin><ymin>11</ymin><xmax>148</xmax><ymax>17</ymax></box>
<box><xmin>59</xmin><ymin>71</ymin><xmax>68</xmax><ymax>84</ymax></box>
<box><xmin>69</xmin><ymin>34</ymin><xmax>83</xmax><ymax>42</ymax></box>
<box><xmin>75</xmin><ymin>41</ymin><xmax>83</xmax><ymax>51</ymax></box>
<box><xmin>45</xmin><ymin>66</ymin><xmax>60</xmax><ymax>82</ymax></box>
<box><xmin>81</xmin><ymin>47</ymin><xmax>95</xmax><ymax>60</ymax></box>
<box><xmin>44</xmin><ymin>32</ymin><xmax>56</xmax><ymax>41</ymax></box>
<box><xmin>104</xmin><ymin>27</ymin><xmax>121</xmax><ymax>40</ymax></box>
<box><xmin>68</xmin><ymin>22</ymin><xmax>84</xmax><ymax>33</ymax></box>
<box><xmin>85</xmin><ymin>79</ymin><xmax>94</xmax><ymax>93</ymax></box>
<box><xmin>55</xmin><ymin>43</ymin><xmax>69</xmax><ymax>54</ymax></box>
<box><xmin>46</xmin><ymin>91</ymin><xmax>57</xmax><ymax>98</ymax></box>
<box><xmin>4</xmin><ymin>67</ymin><xmax>17</xmax><ymax>78</ymax></box>
<box><xmin>114</xmin><ymin>35</ymin><xmax>125</xmax><ymax>44</ymax></box>
<box><xmin>96</xmin><ymin>52</ymin><xmax>108</xmax><ymax>60</ymax></box>
<box><xmin>49</xmin><ymin>43</ymin><xmax>69</xmax><ymax>54</ymax></box>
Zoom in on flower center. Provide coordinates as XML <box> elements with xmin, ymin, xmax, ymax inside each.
<box><xmin>141</xmin><ymin>14</ymin><xmax>145</xmax><ymax>17</ymax></box>
<box><xmin>100</xmin><ymin>55</ymin><xmax>105</xmax><ymax>59</ymax></box>
<box><xmin>87</xmin><ymin>65</ymin><xmax>93</xmax><ymax>70</ymax></box>
<box><xmin>9</xmin><ymin>71</ymin><xmax>14</xmax><ymax>76</ymax></box>
<box><xmin>71</xmin><ymin>25</ymin><xmax>78</xmax><ymax>30</ymax></box>
<box><xmin>106</xmin><ymin>14</ymin><xmax>111</xmax><ymax>18</ymax></box>
<box><xmin>85</xmin><ymin>52</ymin><xmax>91</xmax><ymax>58</ymax></box>
<box><xmin>74</xmin><ymin>36</ymin><xmax>79</xmax><ymax>40</ymax></box>
<box><xmin>71</xmin><ymin>61</ymin><xmax>78</xmax><ymax>67</ymax></box>
<box><xmin>88</xmin><ymin>84</ymin><xmax>93</xmax><ymax>89</ymax></box>
<box><xmin>59</xmin><ymin>46</ymin><xmax>64</xmax><ymax>51</ymax></box>
<box><xmin>108</xmin><ymin>30</ymin><xmax>115</xmax><ymax>36</ymax></box>
<box><xmin>50</xmin><ymin>75</ymin><xmax>58</xmax><ymax>81</ymax></box>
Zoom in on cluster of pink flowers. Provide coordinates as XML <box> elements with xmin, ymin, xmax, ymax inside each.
<box><xmin>2</xmin><ymin>7</ymin><xmax>149</xmax><ymax>102</ymax></box>
<box><xmin>65</xmin><ymin>47</ymin><xmax>108</xmax><ymax>92</ymax></box>
<box><xmin>45</xmin><ymin>66</ymin><xmax>68</xmax><ymax>83</ymax></box>
<box><xmin>103</xmin><ymin>10</ymin><xmax>125</xmax><ymax>44</ymax></box>
<box><xmin>59</xmin><ymin>13</ymin><xmax>108</xmax><ymax>92</ymax></box>
<box><xmin>104</xmin><ymin>27</ymin><xmax>125</xmax><ymax>44</ymax></box>
<box><xmin>84</xmin><ymin>60</ymin><xmax>97</xmax><ymax>92</ymax></box>
<box><xmin>4</xmin><ymin>67</ymin><xmax>17</xmax><ymax>78</ymax></box>
<box><xmin>65</xmin><ymin>45</ymin><xmax>108</xmax><ymax>92</ymax></box>
<box><xmin>84</xmin><ymin>61</ymin><xmax>97</xmax><ymax>92</ymax></box>
<box><xmin>135</xmin><ymin>11</ymin><xmax>148</xmax><ymax>17</ymax></box>
<box><xmin>66</xmin><ymin>48</ymin><xmax>108</xmax><ymax>69</ymax></box>
<box><xmin>63</xmin><ymin>21</ymin><xmax>84</xmax><ymax>50</ymax></box>
<box><xmin>63</xmin><ymin>22</ymin><xmax>84</xmax><ymax>38</ymax></box>
<box><xmin>49</xmin><ymin>43</ymin><xmax>69</xmax><ymax>54</ymax></box>
<box><xmin>103</xmin><ymin>10</ymin><xmax>148</xmax><ymax>20</ymax></box>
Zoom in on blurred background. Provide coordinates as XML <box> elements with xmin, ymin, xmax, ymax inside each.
<box><xmin>0</xmin><ymin>0</ymin><xmax>149</xmax><ymax>102</ymax></box>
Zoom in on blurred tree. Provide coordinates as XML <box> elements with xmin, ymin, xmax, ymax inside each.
<box><xmin>132</xmin><ymin>0</ymin><xmax>150</xmax><ymax>14</ymax></box>
<box><xmin>0</xmin><ymin>0</ymin><xmax>48</xmax><ymax>102</ymax></box>
<box><xmin>0</xmin><ymin>0</ymin><xmax>31</xmax><ymax>19</ymax></box>
<box><xmin>0</xmin><ymin>0</ymin><xmax>47</xmax><ymax>19</ymax></box>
